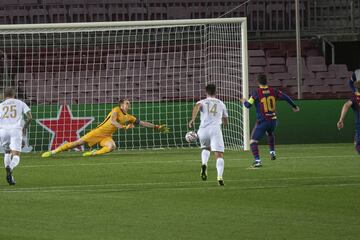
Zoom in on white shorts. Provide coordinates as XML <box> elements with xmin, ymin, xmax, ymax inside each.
<box><xmin>197</xmin><ymin>126</ymin><xmax>224</xmax><ymax>152</ymax></box>
<box><xmin>0</xmin><ymin>128</ymin><xmax>23</xmax><ymax>152</ymax></box>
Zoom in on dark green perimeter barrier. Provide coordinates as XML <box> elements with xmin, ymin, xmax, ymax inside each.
<box><xmin>253</xmin><ymin>99</ymin><xmax>355</xmax><ymax>144</ymax></box>
<box><xmin>29</xmin><ymin>99</ymin><xmax>354</xmax><ymax>151</ymax></box>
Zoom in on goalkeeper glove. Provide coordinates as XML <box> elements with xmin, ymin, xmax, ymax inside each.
<box><xmin>154</xmin><ymin>124</ymin><xmax>170</xmax><ymax>133</ymax></box>
<box><xmin>121</xmin><ymin>124</ymin><xmax>134</xmax><ymax>130</ymax></box>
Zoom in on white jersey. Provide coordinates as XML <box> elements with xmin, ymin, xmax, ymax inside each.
<box><xmin>0</xmin><ymin>98</ymin><xmax>31</xmax><ymax>129</ymax></box>
<box><xmin>197</xmin><ymin>97</ymin><xmax>228</xmax><ymax>129</ymax></box>
<box><xmin>354</xmin><ymin>69</ymin><xmax>360</xmax><ymax>81</ymax></box>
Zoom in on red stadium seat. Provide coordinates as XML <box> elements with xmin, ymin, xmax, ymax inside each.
<box><xmin>249</xmin><ymin>66</ymin><xmax>265</xmax><ymax>74</ymax></box>
<box><xmin>249</xmin><ymin>57</ymin><xmax>266</xmax><ymax>66</ymax></box>
<box><xmin>248</xmin><ymin>49</ymin><xmax>265</xmax><ymax>57</ymax></box>
<box><xmin>265</xmin><ymin>65</ymin><xmax>286</xmax><ymax>73</ymax></box>
<box><xmin>267</xmin><ymin>57</ymin><xmax>285</xmax><ymax>65</ymax></box>
<box><xmin>286</xmin><ymin>57</ymin><xmax>306</xmax><ymax>66</ymax></box>
<box><xmin>329</xmin><ymin>64</ymin><xmax>351</xmax><ymax>79</ymax></box>
<box><xmin>303</xmin><ymin>78</ymin><xmax>323</xmax><ymax>87</ymax></box>
<box><xmin>266</xmin><ymin>49</ymin><xmax>286</xmax><ymax>57</ymax></box>
<box><xmin>315</xmin><ymin>71</ymin><xmax>336</xmax><ymax>80</ymax></box>
<box><xmin>287</xmin><ymin>64</ymin><xmax>315</xmax><ymax>79</ymax></box>
<box><xmin>307</xmin><ymin>64</ymin><xmax>327</xmax><ymax>73</ymax></box>
<box><xmin>289</xmin><ymin>85</ymin><xmax>312</xmax><ymax>94</ymax></box>
<box><xmin>272</xmin><ymin>72</ymin><xmax>293</xmax><ymax>80</ymax></box>
<box><xmin>261</xmin><ymin>41</ymin><xmax>280</xmax><ymax>50</ymax></box>
<box><xmin>306</xmin><ymin>56</ymin><xmax>325</xmax><ymax>66</ymax></box>
<box><xmin>282</xmin><ymin>79</ymin><xmax>300</xmax><ymax>87</ymax></box>
<box><xmin>325</xmin><ymin>78</ymin><xmax>346</xmax><ymax>86</ymax></box>
<box><xmin>332</xmin><ymin>84</ymin><xmax>351</xmax><ymax>93</ymax></box>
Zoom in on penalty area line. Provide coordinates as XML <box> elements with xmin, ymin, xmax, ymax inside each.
<box><xmin>20</xmin><ymin>154</ymin><xmax>358</xmax><ymax>168</ymax></box>
<box><xmin>1</xmin><ymin>182</ymin><xmax>360</xmax><ymax>193</ymax></box>
<box><xmin>1</xmin><ymin>176</ymin><xmax>360</xmax><ymax>193</ymax></box>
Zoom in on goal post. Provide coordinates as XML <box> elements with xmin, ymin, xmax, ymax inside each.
<box><xmin>0</xmin><ymin>18</ymin><xmax>249</xmax><ymax>152</ymax></box>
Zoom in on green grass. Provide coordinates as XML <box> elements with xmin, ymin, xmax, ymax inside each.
<box><xmin>1</xmin><ymin>143</ymin><xmax>360</xmax><ymax>240</ymax></box>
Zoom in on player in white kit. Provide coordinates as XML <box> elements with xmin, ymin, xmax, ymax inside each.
<box><xmin>0</xmin><ymin>88</ymin><xmax>32</xmax><ymax>185</ymax></box>
<box><xmin>188</xmin><ymin>84</ymin><xmax>228</xmax><ymax>186</ymax></box>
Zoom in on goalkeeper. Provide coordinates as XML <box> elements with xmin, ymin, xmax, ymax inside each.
<box><xmin>42</xmin><ymin>98</ymin><xmax>169</xmax><ymax>157</ymax></box>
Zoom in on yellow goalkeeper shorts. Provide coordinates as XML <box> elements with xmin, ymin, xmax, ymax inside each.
<box><xmin>81</xmin><ymin>129</ymin><xmax>114</xmax><ymax>147</ymax></box>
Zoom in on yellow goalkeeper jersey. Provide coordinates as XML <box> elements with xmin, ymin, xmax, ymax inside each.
<box><xmin>95</xmin><ymin>107</ymin><xmax>138</xmax><ymax>135</ymax></box>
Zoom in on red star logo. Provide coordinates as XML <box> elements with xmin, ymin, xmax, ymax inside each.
<box><xmin>37</xmin><ymin>105</ymin><xmax>94</xmax><ymax>150</ymax></box>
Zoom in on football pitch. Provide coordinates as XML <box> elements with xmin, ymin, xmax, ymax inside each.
<box><xmin>0</xmin><ymin>143</ymin><xmax>359</xmax><ymax>240</ymax></box>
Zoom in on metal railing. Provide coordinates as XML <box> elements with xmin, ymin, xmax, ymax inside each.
<box><xmin>239</xmin><ymin>0</ymin><xmax>360</xmax><ymax>35</ymax></box>
<box><xmin>0</xmin><ymin>0</ymin><xmax>359</xmax><ymax>37</ymax></box>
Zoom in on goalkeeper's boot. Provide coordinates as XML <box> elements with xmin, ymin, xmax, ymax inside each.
<box><xmin>252</xmin><ymin>159</ymin><xmax>262</xmax><ymax>168</ymax></box>
<box><xmin>41</xmin><ymin>151</ymin><xmax>53</xmax><ymax>158</ymax></box>
<box><xmin>5</xmin><ymin>166</ymin><xmax>15</xmax><ymax>185</ymax></box>
<box><xmin>200</xmin><ymin>164</ymin><xmax>207</xmax><ymax>181</ymax></box>
<box><xmin>83</xmin><ymin>150</ymin><xmax>97</xmax><ymax>157</ymax></box>
<box><xmin>217</xmin><ymin>177</ymin><xmax>224</xmax><ymax>186</ymax></box>
<box><xmin>270</xmin><ymin>151</ymin><xmax>276</xmax><ymax>160</ymax></box>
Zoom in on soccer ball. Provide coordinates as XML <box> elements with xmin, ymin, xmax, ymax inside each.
<box><xmin>185</xmin><ymin>131</ymin><xmax>198</xmax><ymax>143</ymax></box>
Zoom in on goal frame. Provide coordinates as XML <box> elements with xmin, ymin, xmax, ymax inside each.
<box><xmin>0</xmin><ymin>18</ymin><xmax>250</xmax><ymax>151</ymax></box>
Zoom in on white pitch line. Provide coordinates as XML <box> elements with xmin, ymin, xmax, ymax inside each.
<box><xmin>1</xmin><ymin>175</ymin><xmax>359</xmax><ymax>193</ymax></box>
<box><xmin>1</xmin><ymin>182</ymin><xmax>360</xmax><ymax>194</ymax></box>
<box><xmin>19</xmin><ymin>154</ymin><xmax>359</xmax><ymax>169</ymax></box>
<box><xmin>55</xmin><ymin>144</ymin><xmax>355</xmax><ymax>155</ymax></box>
<box><xmin>18</xmin><ymin>144</ymin><xmax>353</xmax><ymax>159</ymax></box>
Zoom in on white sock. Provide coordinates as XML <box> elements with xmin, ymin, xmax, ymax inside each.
<box><xmin>10</xmin><ymin>155</ymin><xmax>20</xmax><ymax>170</ymax></box>
<box><xmin>216</xmin><ymin>158</ymin><xmax>224</xmax><ymax>178</ymax></box>
<box><xmin>201</xmin><ymin>149</ymin><xmax>210</xmax><ymax>166</ymax></box>
<box><xmin>4</xmin><ymin>154</ymin><xmax>11</xmax><ymax>168</ymax></box>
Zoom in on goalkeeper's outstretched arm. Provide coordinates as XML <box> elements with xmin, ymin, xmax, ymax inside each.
<box><xmin>139</xmin><ymin>121</ymin><xmax>170</xmax><ymax>133</ymax></box>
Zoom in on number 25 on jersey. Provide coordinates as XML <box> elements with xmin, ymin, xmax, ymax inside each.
<box><xmin>2</xmin><ymin>105</ymin><xmax>17</xmax><ymax>118</ymax></box>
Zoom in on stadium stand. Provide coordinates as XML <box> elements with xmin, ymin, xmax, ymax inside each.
<box><xmin>0</xmin><ymin>0</ymin><xmax>359</xmax><ymax>103</ymax></box>
<box><xmin>10</xmin><ymin>38</ymin><xmax>353</xmax><ymax>104</ymax></box>
<box><xmin>48</xmin><ymin>5</ymin><xmax>67</xmax><ymax>23</ymax></box>
<box><xmin>0</xmin><ymin>0</ymin><xmax>357</xmax><ymax>34</ymax></box>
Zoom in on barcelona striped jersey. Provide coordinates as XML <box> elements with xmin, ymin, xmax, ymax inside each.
<box><xmin>244</xmin><ymin>85</ymin><xmax>297</xmax><ymax>121</ymax></box>
<box><xmin>350</xmin><ymin>93</ymin><xmax>360</xmax><ymax>128</ymax></box>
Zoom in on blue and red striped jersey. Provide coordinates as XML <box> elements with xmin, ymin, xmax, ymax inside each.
<box><xmin>350</xmin><ymin>93</ymin><xmax>360</xmax><ymax>128</ymax></box>
<box><xmin>244</xmin><ymin>86</ymin><xmax>297</xmax><ymax>121</ymax></box>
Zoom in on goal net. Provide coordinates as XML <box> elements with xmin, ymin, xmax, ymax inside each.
<box><xmin>0</xmin><ymin>18</ymin><xmax>249</xmax><ymax>152</ymax></box>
